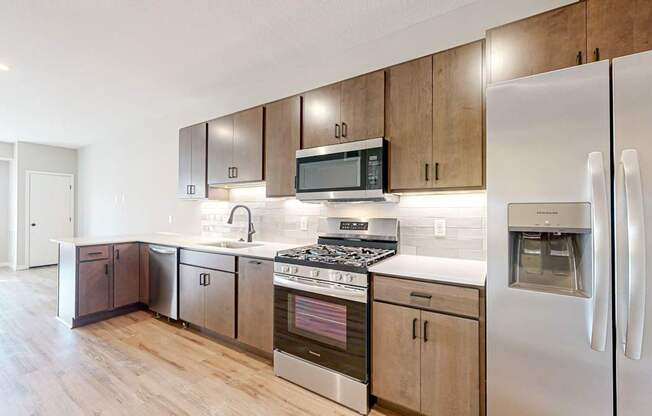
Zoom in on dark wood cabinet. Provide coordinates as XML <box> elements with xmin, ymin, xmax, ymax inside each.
<box><xmin>264</xmin><ymin>96</ymin><xmax>301</xmax><ymax>197</ymax></box>
<box><xmin>78</xmin><ymin>259</ymin><xmax>112</xmax><ymax>317</ymax></box>
<box><xmin>204</xmin><ymin>270</ymin><xmax>236</xmax><ymax>338</ymax></box>
<box><xmin>139</xmin><ymin>243</ymin><xmax>149</xmax><ymax>305</ymax></box>
<box><xmin>113</xmin><ymin>243</ymin><xmax>140</xmax><ymax>308</ymax></box>
<box><xmin>486</xmin><ymin>2</ymin><xmax>587</xmax><ymax>83</ymax></box>
<box><xmin>386</xmin><ymin>56</ymin><xmax>433</xmax><ymax>191</ymax></box>
<box><xmin>178</xmin><ymin>123</ymin><xmax>207</xmax><ymax>198</ymax></box>
<box><xmin>208</xmin><ymin>107</ymin><xmax>263</xmax><ymax>185</ymax></box>
<box><xmin>179</xmin><ymin>264</ymin><xmax>206</xmax><ymax>328</ymax></box>
<box><xmin>302</xmin><ymin>71</ymin><xmax>385</xmax><ymax>149</ymax></box>
<box><xmin>237</xmin><ymin>258</ymin><xmax>274</xmax><ymax>353</ymax></box>
<box><xmin>587</xmin><ymin>0</ymin><xmax>652</xmax><ymax>62</ymax></box>
<box><xmin>433</xmin><ymin>40</ymin><xmax>484</xmax><ymax>189</ymax></box>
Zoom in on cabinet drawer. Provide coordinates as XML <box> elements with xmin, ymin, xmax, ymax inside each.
<box><xmin>179</xmin><ymin>249</ymin><xmax>235</xmax><ymax>272</ymax></box>
<box><xmin>79</xmin><ymin>245</ymin><xmax>111</xmax><ymax>262</ymax></box>
<box><xmin>373</xmin><ymin>275</ymin><xmax>479</xmax><ymax>318</ymax></box>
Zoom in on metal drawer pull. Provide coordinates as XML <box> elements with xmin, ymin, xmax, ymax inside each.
<box><xmin>412</xmin><ymin>318</ymin><xmax>418</xmax><ymax>339</ymax></box>
<box><xmin>423</xmin><ymin>320</ymin><xmax>429</xmax><ymax>343</ymax></box>
<box><xmin>87</xmin><ymin>251</ymin><xmax>103</xmax><ymax>256</ymax></box>
<box><xmin>248</xmin><ymin>260</ymin><xmax>262</xmax><ymax>265</ymax></box>
<box><xmin>410</xmin><ymin>291</ymin><xmax>432</xmax><ymax>300</ymax></box>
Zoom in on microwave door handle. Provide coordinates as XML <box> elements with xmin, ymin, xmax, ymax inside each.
<box><xmin>622</xmin><ymin>149</ymin><xmax>647</xmax><ymax>360</ymax></box>
<box><xmin>273</xmin><ymin>274</ymin><xmax>367</xmax><ymax>303</ymax></box>
<box><xmin>588</xmin><ymin>152</ymin><xmax>610</xmax><ymax>352</ymax></box>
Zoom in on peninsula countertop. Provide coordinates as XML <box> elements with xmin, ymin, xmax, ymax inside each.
<box><xmin>52</xmin><ymin>233</ymin><xmax>302</xmax><ymax>260</ymax></box>
<box><xmin>369</xmin><ymin>254</ymin><xmax>486</xmax><ymax>287</ymax></box>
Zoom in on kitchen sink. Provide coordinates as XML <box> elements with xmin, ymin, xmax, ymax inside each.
<box><xmin>203</xmin><ymin>241</ymin><xmax>263</xmax><ymax>249</ymax></box>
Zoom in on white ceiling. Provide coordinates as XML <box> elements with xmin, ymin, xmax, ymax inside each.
<box><xmin>0</xmin><ymin>0</ymin><xmax>572</xmax><ymax>149</ymax></box>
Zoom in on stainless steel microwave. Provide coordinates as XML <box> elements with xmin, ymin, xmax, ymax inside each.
<box><xmin>295</xmin><ymin>138</ymin><xmax>396</xmax><ymax>202</ymax></box>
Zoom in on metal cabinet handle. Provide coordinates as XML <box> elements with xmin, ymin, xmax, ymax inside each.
<box><xmin>205</xmin><ymin>273</ymin><xmax>211</xmax><ymax>286</ymax></box>
<box><xmin>435</xmin><ymin>162</ymin><xmax>440</xmax><ymax>181</ymax></box>
<box><xmin>105</xmin><ymin>263</ymin><xmax>109</xmax><ymax>275</ymax></box>
<box><xmin>335</xmin><ymin>123</ymin><xmax>341</xmax><ymax>139</ymax></box>
<box><xmin>228</xmin><ymin>167</ymin><xmax>232</xmax><ymax>178</ymax></box>
<box><xmin>412</xmin><ymin>318</ymin><xmax>418</xmax><ymax>340</ymax></box>
<box><xmin>594</xmin><ymin>47</ymin><xmax>600</xmax><ymax>62</ymax></box>
<box><xmin>116</xmin><ymin>249</ymin><xmax>120</xmax><ymax>260</ymax></box>
<box><xmin>577</xmin><ymin>50</ymin><xmax>583</xmax><ymax>65</ymax></box>
<box><xmin>410</xmin><ymin>291</ymin><xmax>432</xmax><ymax>300</ymax></box>
<box><xmin>425</xmin><ymin>163</ymin><xmax>429</xmax><ymax>181</ymax></box>
<box><xmin>248</xmin><ymin>260</ymin><xmax>262</xmax><ymax>265</ymax></box>
<box><xmin>341</xmin><ymin>122</ymin><xmax>347</xmax><ymax>138</ymax></box>
<box><xmin>233</xmin><ymin>167</ymin><xmax>238</xmax><ymax>178</ymax></box>
<box><xmin>199</xmin><ymin>273</ymin><xmax>205</xmax><ymax>286</ymax></box>
<box><xmin>423</xmin><ymin>320</ymin><xmax>429</xmax><ymax>343</ymax></box>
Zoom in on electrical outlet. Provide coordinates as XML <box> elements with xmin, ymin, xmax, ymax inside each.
<box><xmin>434</xmin><ymin>218</ymin><xmax>446</xmax><ymax>238</ymax></box>
<box><xmin>300</xmin><ymin>216</ymin><xmax>308</xmax><ymax>231</ymax></box>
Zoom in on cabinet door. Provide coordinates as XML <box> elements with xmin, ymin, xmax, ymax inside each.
<box><xmin>179</xmin><ymin>264</ymin><xmax>205</xmax><ymax>327</ymax></box>
<box><xmin>302</xmin><ymin>82</ymin><xmax>341</xmax><ymax>148</ymax></box>
<box><xmin>113</xmin><ymin>243</ymin><xmax>140</xmax><ymax>308</ymax></box>
<box><xmin>371</xmin><ymin>301</ymin><xmax>421</xmax><ymax>412</ymax></box>
<box><xmin>386</xmin><ymin>56</ymin><xmax>433</xmax><ymax>191</ymax></box>
<box><xmin>233</xmin><ymin>106</ymin><xmax>264</xmax><ymax>183</ymax></box>
<box><xmin>190</xmin><ymin>122</ymin><xmax>207</xmax><ymax>198</ymax></box>
<box><xmin>420</xmin><ymin>311</ymin><xmax>479</xmax><ymax>416</ymax></box>
<box><xmin>265</xmin><ymin>96</ymin><xmax>301</xmax><ymax>197</ymax></box>
<box><xmin>139</xmin><ymin>243</ymin><xmax>149</xmax><ymax>305</ymax></box>
<box><xmin>433</xmin><ymin>41</ymin><xmax>484</xmax><ymax>189</ymax></box>
<box><xmin>178</xmin><ymin>126</ymin><xmax>192</xmax><ymax>197</ymax></box>
<box><xmin>207</xmin><ymin>115</ymin><xmax>234</xmax><ymax>185</ymax></box>
<box><xmin>340</xmin><ymin>71</ymin><xmax>385</xmax><ymax>143</ymax></box>
<box><xmin>78</xmin><ymin>260</ymin><xmax>112</xmax><ymax>316</ymax></box>
<box><xmin>204</xmin><ymin>270</ymin><xmax>236</xmax><ymax>338</ymax></box>
<box><xmin>237</xmin><ymin>258</ymin><xmax>273</xmax><ymax>352</ymax></box>
<box><xmin>487</xmin><ymin>2</ymin><xmax>587</xmax><ymax>83</ymax></box>
<box><xmin>587</xmin><ymin>0</ymin><xmax>652</xmax><ymax>62</ymax></box>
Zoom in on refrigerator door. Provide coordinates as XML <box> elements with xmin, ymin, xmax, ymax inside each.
<box><xmin>486</xmin><ymin>61</ymin><xmax>613</xmax><ymax>416</ymax></box>
<box><xmin>613</xmin><ymin>49</ymin><xmax>652</xmax><ymax>416</ymax></box>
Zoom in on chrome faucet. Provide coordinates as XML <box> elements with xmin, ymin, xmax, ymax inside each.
<box><xmin>226</xmin><ymin>204</ymin><xmax>256</xmax><ymax>242</ymax></box>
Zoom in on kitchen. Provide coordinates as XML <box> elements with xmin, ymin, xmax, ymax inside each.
<box><xmin>1</xmin><ymin>1</ymin><xmax>652</xmax><ymax>415</ymax></box>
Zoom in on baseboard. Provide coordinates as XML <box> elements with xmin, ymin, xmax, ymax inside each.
<box><xmin>11</xmin><ymin>264</ymin><xmax>29</xmax><ymax>271</ymax></box>
<box><xmin>0</xmin><ymin>262</ymin><xmax>9</xmax><ymax>268</ymax></box>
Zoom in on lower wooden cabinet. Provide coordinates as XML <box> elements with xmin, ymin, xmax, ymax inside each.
<box><xmin>139</xmin><ymin>243</ymin><xmax>149</xmax><ymax>305</ymax></box>
<box><xmin>78</xmin><ymin>258</ymin><xmax>112</xmax><ymax>317</ymax></box>
<box><xmin>179</xmin><ymin>257</ymin><xmax>236</xmax><ymax>338</ymax></box>
<box><xmin>237</xmin><ymin>257</ymin><xmax>274</xmax><ymax>353</ymax></box>
<box><xmin>113</xmin><ymin>243</ymin><xmax>140</xmax><ymax>308</ymax></box>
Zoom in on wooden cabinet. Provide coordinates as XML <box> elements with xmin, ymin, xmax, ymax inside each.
<box><xmin>433</xmin><ymin>40</ymin><xmax>484</xmax><ymax>189</ymax></box>
<box><xmin>78</xmin><ymin>258</ymin><xmax>112</xmax><ymax>317</ymax></box>
<box><xmin>264</xmin><ymin>96</ymin><xmax>301</xmax><ymax>197</ymax></box>
<box><xmin>208</xmin><ymin>107</ymin><xmax>264</xmax><ymax>184</ymax></box>
<box><xmin>587</xmin><ymin>0</ymin><xmax>652</xmax><ymax>62</ymax></box>
<box><xmin>179</xmin><ymin>251</ymin><xmax>236</xmax><ymax>338</ymax></box>
<box><xmin>487</xmin><ymin>2</ymin><xmax>587</xmax><ymax>83</ymax></box>
<box><xmin>386</xmin><ymin>56</ymin><xmax>433</xmax><ymax>191</ymax></box>
<box><xmin>113</xmin><ymin>243</ymin><xmax>140</xmax><ymax>308</ymax></box>
<box><xmin>139</xmin><ymin>243</ymin><xmax>149</xmax><ymax>305</ymax></box>
<box><xmin>237</xmin><ymin>257</ymin><xmax>274</xmax><ymax>353</ymax></box>
<box><xmin>178</xmin><ymin>123</ymin><xmax>207</xmax><ymax>198</ymax></box>
<box><xmin>303</xmin><ymin>71</ymin><xmax>384</xmax><ymax>148</ymax></box>
<box><xmin>372</xmin><ymin>276</ymin><xmax>483</xmax><ymax>416</ymax></box>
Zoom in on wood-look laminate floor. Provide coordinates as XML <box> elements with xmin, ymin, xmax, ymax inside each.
<box><xmin>0</xmin><ymin>266</ymin><xmax>398</xmax><ymax>416</ymax></box>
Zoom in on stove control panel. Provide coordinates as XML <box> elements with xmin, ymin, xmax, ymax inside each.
<box><xmin>274</xmin><ymin>262</ymin><xmax>369</xmax><ymax>288</ymax></box>
<box><xmin>339</xmin><ymin>221</ymin><xmax>369</xmax><ymax>231</ymax></box>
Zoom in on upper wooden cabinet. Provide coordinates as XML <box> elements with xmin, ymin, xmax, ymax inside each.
<box><xmin>487</xmin><ymin>2</ymin><xmax>587</xmax><ymax>83</ymax></box>
<box><xmin>178</xmin><ymin>123</ymin><xmax>207</xmax><ymax>198</ymax></box>
<box><xmin>386</xmin><ymin>56</ymin><xmax>433</xmax><ymax>191</ymax></box>
<box><xmin>208</xmin><ymin>106</ymin><xmax>264</xmax><ymax>185</ymax></box>
<box><xmin>302</xmin><ymin>71</ymin><xmax>384</xmax><ymax>148</ymax></box>
<box><xmin>265</xmin><ymin>96</ymin><xmax>301</xmax><ymax>197</ymax></box>
<box><xmin>587</xmin><ymin>0</ymin><xmax>652</xmax><ymax>62</ymax></box>
<box><xmin>113</xmin><ymin>243</ymin><xmax>140</xmax><ymax>308</ymax></box>
<box><xmin>433</xmin><ymin>40</ymin><xmax>484</xmax><ymax>189</ymax></box>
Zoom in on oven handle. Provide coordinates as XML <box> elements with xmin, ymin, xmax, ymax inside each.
<box><xmin>273</xmin><ymin>274</ymin><xmax>368</xmax><ymax>304</ymax></box>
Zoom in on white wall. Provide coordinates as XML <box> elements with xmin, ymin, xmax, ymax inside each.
<box><xmin>0</xmin><ymin>161</ymin><xmax>9</xmax><ymax>265</ymax></box>
<box><xmin>77</xmin><ymin>0</ymin><xmax>574</xmax><ymax>252</ymax></box>
<box><xmin>0</xmin><ymin>142</ymin><xmax>13</xmax><ymax>159</ymax></box>
<box><xmin>12</xmin><ymin>142</ymin><xmax>77</xmax><ymax>268</ymax></box>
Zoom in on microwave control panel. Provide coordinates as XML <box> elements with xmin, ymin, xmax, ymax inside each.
<box><xmin>366</xmin><ymin>147</ymin><xmax>383</xmax><ymax>190</ymax></box>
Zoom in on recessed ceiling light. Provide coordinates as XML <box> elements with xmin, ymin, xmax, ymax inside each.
<box><xmin>0</xmin><ymin>64</ymin><xmax>9</xmax><ymax>72</ymax></box>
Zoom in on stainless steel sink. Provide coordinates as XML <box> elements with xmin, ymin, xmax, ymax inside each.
<box><xmin>203</xmin><ymin>241</ymin><xmax>263</xmax><ymax>249</ymax></box>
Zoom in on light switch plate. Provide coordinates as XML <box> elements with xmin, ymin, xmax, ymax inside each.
<box><xmin>434</xmin><ymin>218</ymin><xmax>446</xmax><ymax>238</ymax></box>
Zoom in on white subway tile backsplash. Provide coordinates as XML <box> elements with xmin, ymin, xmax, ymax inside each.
<box><xmin>200</xmin><ymin>188</ymin><xmax>486</xmax><ymax>260</ymax></box>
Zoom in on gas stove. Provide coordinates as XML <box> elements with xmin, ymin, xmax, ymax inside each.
<box><xmin>275</xmin><ymin>243</ymin><xmax>395</xmax><ymax>273</ymax></box>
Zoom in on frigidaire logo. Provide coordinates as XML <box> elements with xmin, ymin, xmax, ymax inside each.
<box><xmin>537</xmin><ymin>210</ymin><xmax>559</xmax><ymax>215</ymax></box>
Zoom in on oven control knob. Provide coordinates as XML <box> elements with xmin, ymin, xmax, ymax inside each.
<box><xmin>345</xmin><ymin>273</ymin><xmax>353</xmax><ymax>283</ymax></box>
<box><xmin>291</xmin><ymin>266</ymin><xmax>299</xmax><ymax>274</ymax></box>
<box><xmin>282</xmin><ymin>265</ymin><xmax>290</xmax><ymax>273</ymax></box>
<box><xmin>310</xmin><ymin>270</ymin><xmax>320</xmax><ymax>278</ymax></box>
<box><xmin>333</xmin><ymin>272</ymin><xmax>343</xmax><ymax>281</ymax></box>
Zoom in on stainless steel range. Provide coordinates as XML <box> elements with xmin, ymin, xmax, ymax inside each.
<box><xmin>273</xmin><ymin>217</ymin><xmax>398</xmax><ymax>415</ymax></box>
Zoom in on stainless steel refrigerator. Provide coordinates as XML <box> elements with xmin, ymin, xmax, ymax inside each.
<box><xmin>486</xmin><ymin>50</ymin><xmax>652</xmax><ymax>415</ymax></box>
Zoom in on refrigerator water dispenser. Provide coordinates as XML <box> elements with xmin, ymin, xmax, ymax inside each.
<box><xmin>508</xmin><ymin>203</ymin><xmax>592</xmax><ymax>297</ymax></box>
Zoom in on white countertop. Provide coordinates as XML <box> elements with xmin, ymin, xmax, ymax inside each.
<box><xmin>52</xmin><ymin>233</ymin><xmax>301</xmax><ymax>260</ymax></box>
<box><xmin>369</xmin><ymin>254</ymin><xmax>486</xmax><ymax>287</ymax></box>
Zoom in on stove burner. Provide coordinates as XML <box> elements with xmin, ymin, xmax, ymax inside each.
<box><xmin>277</xmin><ymin>244</ymin><xmax>395</xmax><ymax>268</ymax></box>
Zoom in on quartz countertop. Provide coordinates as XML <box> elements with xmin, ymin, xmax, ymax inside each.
<box><xmin>368</xmin><ymin>254</ymin><xmax>486</xmax><ymax>287</ymax></box>
<box><xmin>51</xmin><ymin>233</ymin><xmax>301</xmax><ymax>261</ymax></box>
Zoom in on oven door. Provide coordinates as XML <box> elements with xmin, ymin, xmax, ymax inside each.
<box><xmin>273</xmin><ymin>274</ymin><xmax>368</xmax><ymax>381</ymax></box>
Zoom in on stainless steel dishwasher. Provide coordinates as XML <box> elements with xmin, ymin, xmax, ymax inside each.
<box><xmin>148</xmin><ymin>245</ymin><xmax>178</xmax><ymax>320</ymax></box>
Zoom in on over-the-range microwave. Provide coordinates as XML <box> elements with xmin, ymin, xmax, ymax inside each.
<box><xmin>295</xmin><ymin>137</ymin><xmax>397</xmax><ymax>202</ymax></box>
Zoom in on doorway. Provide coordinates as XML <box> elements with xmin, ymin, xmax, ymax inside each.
<box><xmin>27</xmin><ymin>171</ymin><xmax>74</xmax><ymax>267</ymax></box>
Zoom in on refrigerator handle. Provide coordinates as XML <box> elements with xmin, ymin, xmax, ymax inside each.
<box><xmin>621</xmin><ymin>149</ymin><xmax>647</xmax><ymax>360</ymax></box>
<box><xmin>588</xmin><ymin>152</ymin><xmax>610</xmax><ymax>352</ymax></box>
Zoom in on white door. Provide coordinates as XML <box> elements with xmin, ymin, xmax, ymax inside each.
<box><xmin>486</xmin><ymin>61</ymin><xmax>613</xmax><ymax>415</ymax></box>
<box><xmin>28</xmin><ymin>173</ymin><xmax>74</xmax><ymax>267</ymax></box>
<box><xmin>613</xmin><ymin>49</ymin><xmax>652</xmax><ymax>416</ymax></box>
